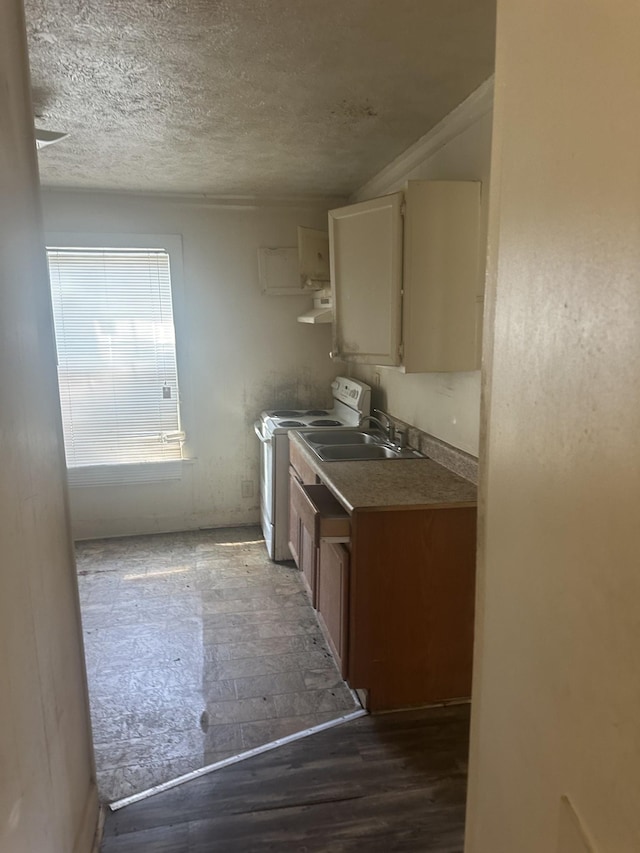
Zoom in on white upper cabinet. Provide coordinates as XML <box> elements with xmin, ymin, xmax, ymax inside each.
<box><xmin>329</xmin><ymin>192</ymin><xmax>403</xmax><ymax>366</ymax></box>
<box><xmin>329</xmin><ymin>180</ymin><xmax>482</xmax><ymax>372</ymax></box>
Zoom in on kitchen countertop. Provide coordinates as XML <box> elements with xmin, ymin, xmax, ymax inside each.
<box><xmin>290</xmin><ymin>431</ymin><xmax>477</xmax><ymax>513</ymax></box>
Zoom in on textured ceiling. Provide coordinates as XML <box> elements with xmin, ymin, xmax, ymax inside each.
<box><xmin>24</xmin><ymin>0</ymin><xmax>496</xmax><ymax>197</ymax></box>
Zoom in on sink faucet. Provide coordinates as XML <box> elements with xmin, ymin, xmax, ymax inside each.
<box><xmin>358</xmin><ymin>409</ymin><xmax>397</xmax><ymax>445</ymax></box>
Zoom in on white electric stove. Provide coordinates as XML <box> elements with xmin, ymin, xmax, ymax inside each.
<box><xmin>254</xmin><ymin>377</ymin><xmax>371</xmax><ymax>560</ymax></box>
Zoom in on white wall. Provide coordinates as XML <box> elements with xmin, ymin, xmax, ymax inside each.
<box><xmin>344</xmin><ymin>82</ymin><xmax>493</xmax><ymax>456</ymax></box>
<box><xmin>41</xmin><ymin>192</ymin><xmax>340</xmax><ymax>539</ymax></box>
<box><xmin>0</xmin><ymin>3</ymin><xmax>97</xmax><ymax>852</ymax></box>
<box><xmin>466</xmin><ymin>2</ymin><xmax>640</xmax><ymax>851</ymax></box>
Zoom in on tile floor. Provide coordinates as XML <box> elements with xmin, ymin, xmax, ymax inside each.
<box><xmin>77</xmin><ymin>526</ymin><xmax>358</xmax><ymax>803</ymax></box>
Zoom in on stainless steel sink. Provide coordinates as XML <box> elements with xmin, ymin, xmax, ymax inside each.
<box><xmin>317</xmin><ymin>444</ymin><xmax>403</xmax><ymax>460</ymax></box>
<box><xmin>297</xmin><ymin>426</ymin><xmax>423</xmax><ymax>462</ymax></box>
<box><xmin>302</xmin><ymin>429</ymin><xmax>384</xmax><ymax>446</ymax></box>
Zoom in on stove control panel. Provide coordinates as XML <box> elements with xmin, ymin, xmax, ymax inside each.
<box><xmin>331</xmin><ymin>376</ymin><xmax>371</xmax><ymax>415</ymax></box>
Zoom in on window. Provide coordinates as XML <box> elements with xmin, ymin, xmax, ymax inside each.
<box><xmin>47</xmin><ymin>235</ymin><xmax>185</xmax><ymax>486</ymax></box>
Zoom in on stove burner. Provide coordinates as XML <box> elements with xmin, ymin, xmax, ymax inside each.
<box><xmin>271</xmin><ymin>410</ymin><xmax>301</xmax><ymax>418</ymax></box>
<box><xmin>305</xmin><ymin>409</ymin><xmax>329</xmax><ymax>416</ymax></box>
<box><xmin>277</xmin><ymin>420</ymin><xmax>305</xmax><ymax>427</ymax></box>
<box><xmin>310</xmin><ymin>419</ymin><xmax>343</xmax><ymax>427</ymax></box>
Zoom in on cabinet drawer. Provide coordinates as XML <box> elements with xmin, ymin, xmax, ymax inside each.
<box><xmin>289</xmin><ymin>440</ymin><xmax>318</xmax><ymax>485</ymax></box>
<box><xmin>290</xmin><ymin>479</ymin><xmax>350</xmax><ymax>542</ymax></box>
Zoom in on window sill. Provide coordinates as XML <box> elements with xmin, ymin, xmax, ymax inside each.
<box><xmin>66</xmin><ymin>460</ymin><xmax>184</xmax><ymax>488</ymax></box>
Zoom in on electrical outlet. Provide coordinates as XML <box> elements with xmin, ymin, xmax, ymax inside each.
<box><xmin>374</xmin><ymin>372</ymin><xmax>381</xmax><ymax>388</ymax></box>
<box><xmin>241</xmin><ymin>480</ymin><xmax>254</xmax><ymax>498</ymax></box>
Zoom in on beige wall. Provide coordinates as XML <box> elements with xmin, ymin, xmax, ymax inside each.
<box><xmin>345</xmin><ymin>85</ymin><xmax>493</xmax><ymax>456</ymax></box>
<box><xmin>41</xmin><ymin>192</ymin><xmax>339</xmax><ymax>539</ymax></box>
<box><xmin>466</xmin><ymin>2</ymin><xmax>640</xmax><ymax>851</ymax></box>
<box><xmin>0</xmin><ymin>3</ymin><xmax>97</xmax><ymax>852</ymax></box>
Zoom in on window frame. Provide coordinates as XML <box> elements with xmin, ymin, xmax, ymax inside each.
<box><xmin>46</xmin><ymin>232</ymin><xmax>189</xmax><ymax>488</ymax></box>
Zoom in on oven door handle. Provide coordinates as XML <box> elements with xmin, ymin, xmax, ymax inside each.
<box><xmin>254</xmin><ymin>420</ymin><xmax>271</xmax><ymax>443</ymax></box>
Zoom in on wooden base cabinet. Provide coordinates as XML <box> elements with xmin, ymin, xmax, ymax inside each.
<box><xmin>287</xmin><ymin>438</ymin><xmax>477</xmax><ymax>713</ymax></box>
<box><xmin>299</xmin><ymin>522</ymin><xmax>316</xmax><ymax>605</ymax></box>
<box><xmin>288</xmin><ymin>468</ymin><xmax>302</xmax><ymax>567</ymax></box>
<box><xmin>288</xmin><ymin>441</ymin><xmax>323</xmax><ymax>603</ymax></box>
<box><xmin>289</xmin><ymin>469</ymin><xmax>318</xmax><ymax>604</ymax></box>
<box><xmin>289</xmin><ymin>452</ymin><xmax>351</xmax><ymax>611</ymax></box>
<box><xmin>347</xmin><ymin>506</ymin><xmax>477</xmax><ymax>712</ymax></box>
<box><xmin>317</xmin><ymin>541</ymin><xmax>350</xmax><ymax>678</ymax></box>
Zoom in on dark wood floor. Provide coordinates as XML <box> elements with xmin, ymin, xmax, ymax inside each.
<box><xmin>102</xmin><ymin>703</ymin><xmax>470</xmax><ymax>853</ymax></box>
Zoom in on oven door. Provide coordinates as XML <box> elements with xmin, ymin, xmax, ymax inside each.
<box><xmin>254</xmin><ymin>419</ymin><xmax>275</xmax><ymax>558</ymax></box>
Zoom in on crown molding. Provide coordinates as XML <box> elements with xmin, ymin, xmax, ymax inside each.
<box><xmin>39</xmin><ymin>186</ymin><xmax>348</xmax><ymax>211</ymax></box>
<box><xmin>352</xmin><ymin>76</ymin><xmax>495</xmax><ymax>203</ymax></box>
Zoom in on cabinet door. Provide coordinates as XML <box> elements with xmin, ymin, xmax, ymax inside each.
<box><xmin>289</xmin><ymin>440</ymin><xmax>318</xmax><ymax>486</ymax></box>
<box><xmin>288</xmin><ymin>468</ymin><xmax>302</xmax><ymax>568</ymax></box>
<box><xmin>289</xmin><ymin>471</ymin><xmax>317</xmax><ymax>604</ymax></box>
<box><xmin>329</xmin><ymin>192</ymin><xmax>403</xmax><ymax>366</ymax></box>
<box><xmin>402</xmin><ymin>180</ymin><xmax>482</xmax><ymax>373</ymax></box>
<box><xmin>317</xmin><ymin>541</ymin><xmax>350</xmax><ymax>677</ymax></box>
<box><xmin>299</xmin><ymin>523</ymin><xmax>317</xmax><ymax>607</ymax></box>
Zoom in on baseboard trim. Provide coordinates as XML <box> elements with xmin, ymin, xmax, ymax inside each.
<box><xmin>90</xmin><ymin>806</ymin><xmax>106</xmax><ymax>853</ymax></box>
<box><xmin>73</xmin><ymin>781</ymin><xmax>100</xmax><ymax>853</ymax></box>
<box><xmin>72</xmin><ymin>519</ymin><xmax>261</xmax><ymax>542</ymax></box>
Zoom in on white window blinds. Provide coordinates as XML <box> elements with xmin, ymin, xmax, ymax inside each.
<box><xmin>47</xmin><ymin>247</ymin><xmax>183</xmax><ymax>480</ymax></box>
